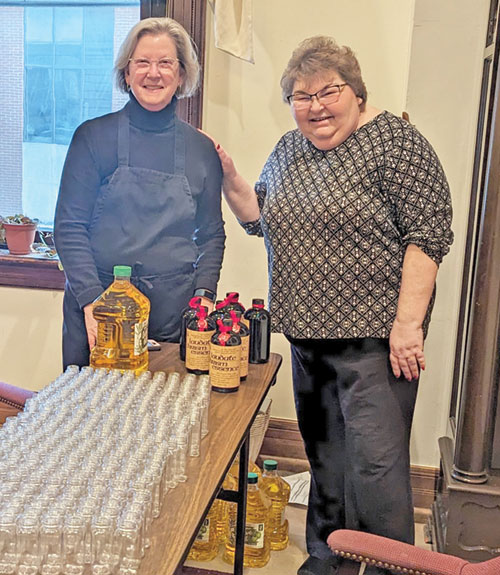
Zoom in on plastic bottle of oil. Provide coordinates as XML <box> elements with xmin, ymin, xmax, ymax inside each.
<box><xmin>227</xmin><ymin>455</ymin><xmax>262</xmax><ymax>482</ymax></box>
<box><xmin>260</xmin><ymin>459</ymin><xmax>290</xmax><ymax>550</ymax></box>
<box><xmin>223</xmin><ymin>472</ymin><xmax>271</xmax><ymax>568</ymax></box>
<box><xmin>217</xmin><ymin>457</ymin><xmax>262</xmax><ymax>545</ymax></box>
<box><xmin>90</xmin><ymin>265</ymin><xmax>150</xmax><ymax>375</ymax></box>
<box><xmin>187</xmin><ymin>499</ymin><xmax>220</xmax><ymax>561</ymax></box>
<box><xmin>216</xmin><ymin>475</ymin><xmax>234</xmax><ymax>545</ymax></box>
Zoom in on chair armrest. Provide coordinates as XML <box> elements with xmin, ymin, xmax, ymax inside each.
<box><xmin>0</xmin><ymin>381</ymin><xmax>35</xmax><ymax>426</ymax></box>
<box><xmin>327</xmin><ymin>530</ymin><xmax>468</xmax><ymax>575</ymax></box>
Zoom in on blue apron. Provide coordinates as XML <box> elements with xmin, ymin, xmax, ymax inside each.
<box><xmin>63</xmin><ymin>108</ymin><xmax>197</xmax><ymax>368</ymax></box>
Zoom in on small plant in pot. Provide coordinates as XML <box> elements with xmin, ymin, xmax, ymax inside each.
<box><xmin>0</xmin><ymin>214</ymin><xmax>39</xmax><ymax>255</ymax></box>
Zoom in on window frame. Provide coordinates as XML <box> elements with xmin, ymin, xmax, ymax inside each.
<box><xmin>0</xmin><ymin>0</ymin><xmax>206</xmax><ymax>290</ymax></box>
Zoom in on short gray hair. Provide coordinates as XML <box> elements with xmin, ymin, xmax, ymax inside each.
<box><xmin>280</xmin><ymin>36</ymin><xmax>367</xmax><ymax>110</ymax></box>
<box><xmin>114</xmin><ymin>17</ymin><xmax>200</xmax><ymax>98</ymax></box>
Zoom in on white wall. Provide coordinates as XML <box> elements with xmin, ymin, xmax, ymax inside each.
<box><xmin>0</xmin><ymin>287</ymin><xmax>63</xmax><ymax>391</ymax></box>
<box><xmin>203</xmin><ymin>0</ymin><xmax>488</xmax><ymax>466</ymax></box>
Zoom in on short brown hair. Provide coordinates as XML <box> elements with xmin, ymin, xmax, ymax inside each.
<box><xmin>114</xmin><ymin>17</ymin><xmax>200</xmax><ymax>98</ymax></box>
<box><xmin>280</xmin><ymin>36</ymin><xmax>367</xmax><ymax>110</ymax></box>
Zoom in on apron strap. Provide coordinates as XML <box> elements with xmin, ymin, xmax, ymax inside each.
<box><xmin>173</xmin><ymin>119</ymin><xmax>185</xmax><ymax>176</ymax></box>
<box><xmin>117</xmin><ymin>108</ymin><xmax>130</xmax><ymax>167</ymax></box>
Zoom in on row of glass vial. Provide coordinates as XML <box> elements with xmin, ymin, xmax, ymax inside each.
<box><xmin>0</xmin><ymin>504</ymin><xmax>146</xmax><ymax>575</ymax></box>
<box><xmin>1</xmin><ymin>371</ymin><xmax>209</xmax><ymax>502</ymax></box>
<box><xmin>188</xmin><ymin>459</ymin><xmax>291</xmax><ymax>568</ymax></box>
<box><xmin>0</xmin><ymin>367</ymin><xmax>211</xmax><ymax>574</ymax></box>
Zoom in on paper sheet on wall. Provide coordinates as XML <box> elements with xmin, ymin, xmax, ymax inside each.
<box><xmin>283</xmin><ymin>471</ymin><xmax>310</xmax><ymax>506</ymax></box>
<box><xmin>209</xmin><ymin>0</ymin><xmax>254</xmax><ymax>63</ymax></box>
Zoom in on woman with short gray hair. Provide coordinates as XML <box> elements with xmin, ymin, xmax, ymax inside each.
<box><xmin>114</xmin><ymin>17</ymin><xmax>200</xmax><ymax>97</ymax></box>
<box><xmin>55</xmin><ymin>17</ymin><xmax>225</xmax><ymax>370</ymax></box>
<box><xmin>213</xmin><ymin>35</ymin><xmax>453</xmax><ymax>575</ymax></box>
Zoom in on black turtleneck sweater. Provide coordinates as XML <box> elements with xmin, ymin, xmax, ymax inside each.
<box><xmin>54</xmin><ymin>95</ymin><xmax>225</xmax><ymax>309</ymax></box>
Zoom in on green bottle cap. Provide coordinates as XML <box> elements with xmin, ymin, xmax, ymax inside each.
<box><xmin>113</xmin><ymin>265</ymin><xmax>132</xmax><ymax>277</ymax></box>
<box><xmin>263</xmin><ymin>459</ymin><xmax>278</xmax><ymax>470</ymax></box>
<box><xmin>248</xmin><ymin>472</ymin><xmax>259</xmax><ymax>483</ymax></box>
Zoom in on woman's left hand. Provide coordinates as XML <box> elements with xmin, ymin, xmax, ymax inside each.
<box><xmin>389</xmin><ymin>318</ymin><xmax>425</xmax><ymax>381</ymax></box>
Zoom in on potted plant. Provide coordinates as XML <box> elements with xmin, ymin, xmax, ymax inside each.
<box><xmin>0</xmin><ymin>214</ymin><xmax>39</xmax><ymax>255</ymax></box>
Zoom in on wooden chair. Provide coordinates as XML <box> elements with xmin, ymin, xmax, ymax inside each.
<box><xmin>0</xmin><ymin>381</ymin><xmax>34</xmax><ymax>426</ymax></box>
<box><xmin>327</xmin><ymin>529</ymin><xmax>500</xmax><ymax>575</ymax></box>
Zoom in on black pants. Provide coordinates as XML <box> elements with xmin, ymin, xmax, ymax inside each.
<box><xmin>289</xmin><ymin>337</ymin><xmax>418</xmax><ymax>561</ymax></box>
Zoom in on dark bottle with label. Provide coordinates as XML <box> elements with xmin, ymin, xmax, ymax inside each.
<box><xmin>179</xmin><ymin>297</ymin><xmax>202</xmax><ymax>361</ymax></box>
<box><xmin>225</xmin><ymin>292</ymin><xmax>246</xmax><ymax>316</ymax></box>
<box><xmin>209</xmin><ymin>300</ymin><xmax>227</xmax><ymax>325</ymax></box>
<box><xmin>244</xmin><ymin>299</ymin><xmax>271</xmax><ymax>364</ymax></box>
<box><xmin>210</xmin><ymin>318</ymin><xmax>241</xmax><ymax>393</ymax></box>
<box><xmin>229</xmin><ymin>310</ymin><xmax>250</xmax><ymax>381</ymax></box>
<box><xmin>186</xmin><ymin>306</ymin><xmax>216</xmax><ymax>375</ymax></box>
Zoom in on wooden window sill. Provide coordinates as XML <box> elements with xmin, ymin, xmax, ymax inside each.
<box><xmin>0</xmin><ymin>248</ymin><xmax>65</xmax><ymax>290</ymax></box>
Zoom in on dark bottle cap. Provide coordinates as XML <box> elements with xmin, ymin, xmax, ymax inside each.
<box><xmin>252</xmin><ymin>298</ymin><xmax>265</xmax><ymax>308</ymax></box>
<box><xmin>263</xmin><ymin>459</ymin><xmax>278</xmax><ymax>470</ymax></box>
<box><xmin>248</xmin><ymin>472</ymin><xmax>259</xmax><ymax>483</ymax></box>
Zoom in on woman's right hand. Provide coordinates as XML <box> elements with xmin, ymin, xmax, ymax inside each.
<box><xmin>83</xmin><ymin>303</ymin><xmax>98</xmax><ymax>350</ymax></box>
<box><xmin>199</xmin><ymin>129</ymin><xmax>260</xmax><ymax>222</ymax></box>
<box><xmin>198</xmin><ymin>129</ymin><xmax>238</xmax><ymax>180</ymax></box>
<box><xmin>214</xmin><ymin>142</ymin><xmax>239</xmax><ymax>181</ymax></box>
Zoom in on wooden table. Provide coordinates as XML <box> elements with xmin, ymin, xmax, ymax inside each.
<box><xmin>139</xmin><ymin>343</ymin><xmax>282</xmax><ymax>575</ymax></box>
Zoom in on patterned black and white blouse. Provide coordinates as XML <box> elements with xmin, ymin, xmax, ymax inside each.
<box><xmin>242</xmin><ymin>111</ymin><xmax>453</xmax><ymax>340</ymax></box>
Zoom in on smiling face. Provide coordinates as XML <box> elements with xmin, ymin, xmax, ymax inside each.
<box><xmin>125</xmin><ymin>33</ymin><xmax>183</xmax><ymax>112</ymax></box>
<box><xmin>290</xmin><ymin>72</ymin><xmax>363</xmax><ymax>150</ymax></box>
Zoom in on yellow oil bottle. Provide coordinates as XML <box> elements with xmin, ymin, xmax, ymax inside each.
<box><xmin>223</xmin><ymin>472</ymin><xmax>271</xmax><ymax>568</ymax></box>
<box><xmin>228</xmin><ymin>455</ymin><xmax>262</xmax><ymax>482</ymax></box>
<box><xmin>187</xmin><ymin>499</ymin><xmax>220</xmax><ymax>561</ymax></box>
<box><xmin>217</xmin><ymin>457</ymin><xmax>262</xmax><ymax>545</ymax></box>
<box><xmin>216</xmin><ymin>471</ymin><xmax>236</xmax><ymax>545</ymax></box>
<box><xmin>90</xmin><ymin>265</ymin><xmax>150</xmax><ymax>375</ymax></box>
<box><xmin>261</xmin><ymin>459</ymin><xmax>291</xmax><ymax>550</ymax></box>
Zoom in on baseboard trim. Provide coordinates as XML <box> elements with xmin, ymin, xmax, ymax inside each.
<box><xmin>258</xmin><ymin>417</ymin><xmax>439</xmax><ymax>511</ymax></box>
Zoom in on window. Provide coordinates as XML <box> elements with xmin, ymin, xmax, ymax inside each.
<box><xmin>0</xmin><ymin>1</ymin><xmax>140</xmax><ymax>228</ymax></box>
<box><xmin>24</xmin><ymin>7</ymin><xmax>115</xmax><ymax>145</ymax></box>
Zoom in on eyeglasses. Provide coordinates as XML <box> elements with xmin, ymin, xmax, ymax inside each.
<box><xmin>287</xmin><ymin>83</ymin><xmax>348</xmax><ymax>109</ymax></box>
<box><xmin>128</xmin><ymin>58</ymin><xmax>181</xmax><ymax>72</ymax></box>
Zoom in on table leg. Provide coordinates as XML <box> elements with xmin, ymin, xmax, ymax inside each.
<box><xmin>234</xmin><ymin>435</ymin><xmax>249</xmax><ymax>575</ymax></box>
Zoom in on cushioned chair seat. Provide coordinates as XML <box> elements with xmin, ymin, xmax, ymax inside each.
<box><xmin>327</xmin><ymin>529</ymin><xmax>500</xmax><ymax>575</ymax></box>
<box><xmin>0</xmin><ymin>381</ymin><xmax>35</xmax><ymax>426</ymax></box>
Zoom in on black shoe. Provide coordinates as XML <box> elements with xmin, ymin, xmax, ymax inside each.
<box><xmin>298</xmin><ymin>555</ymin><xmax>337</xmax><ymax>575</ymax></box>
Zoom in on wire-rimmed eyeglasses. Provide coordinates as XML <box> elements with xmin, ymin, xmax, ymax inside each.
<box><xmin>287</xmin><ymin>83</ymin><xmax>348</xmax><ymax>109</ymax></box>
<box><xmin>128</xmin><ymin>57</ymin><xmax>181</xmax><ymax>71</ymax></box>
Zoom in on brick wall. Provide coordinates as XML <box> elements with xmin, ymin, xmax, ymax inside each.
<box><xmin>112</xmin><ymin>8</ymin><xmax>140</xmax><ymax>111</ymax></box>
<box><xmin>0</xmin><ymin>7</ymin><xmax>23</xmax><ymax>216</ymax></box>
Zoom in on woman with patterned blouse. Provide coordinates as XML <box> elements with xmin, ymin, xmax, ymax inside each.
<box><xmin>215</xmin><ymin>37</ymin><xmax>453</xmax><ymax>575</ymax></box>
